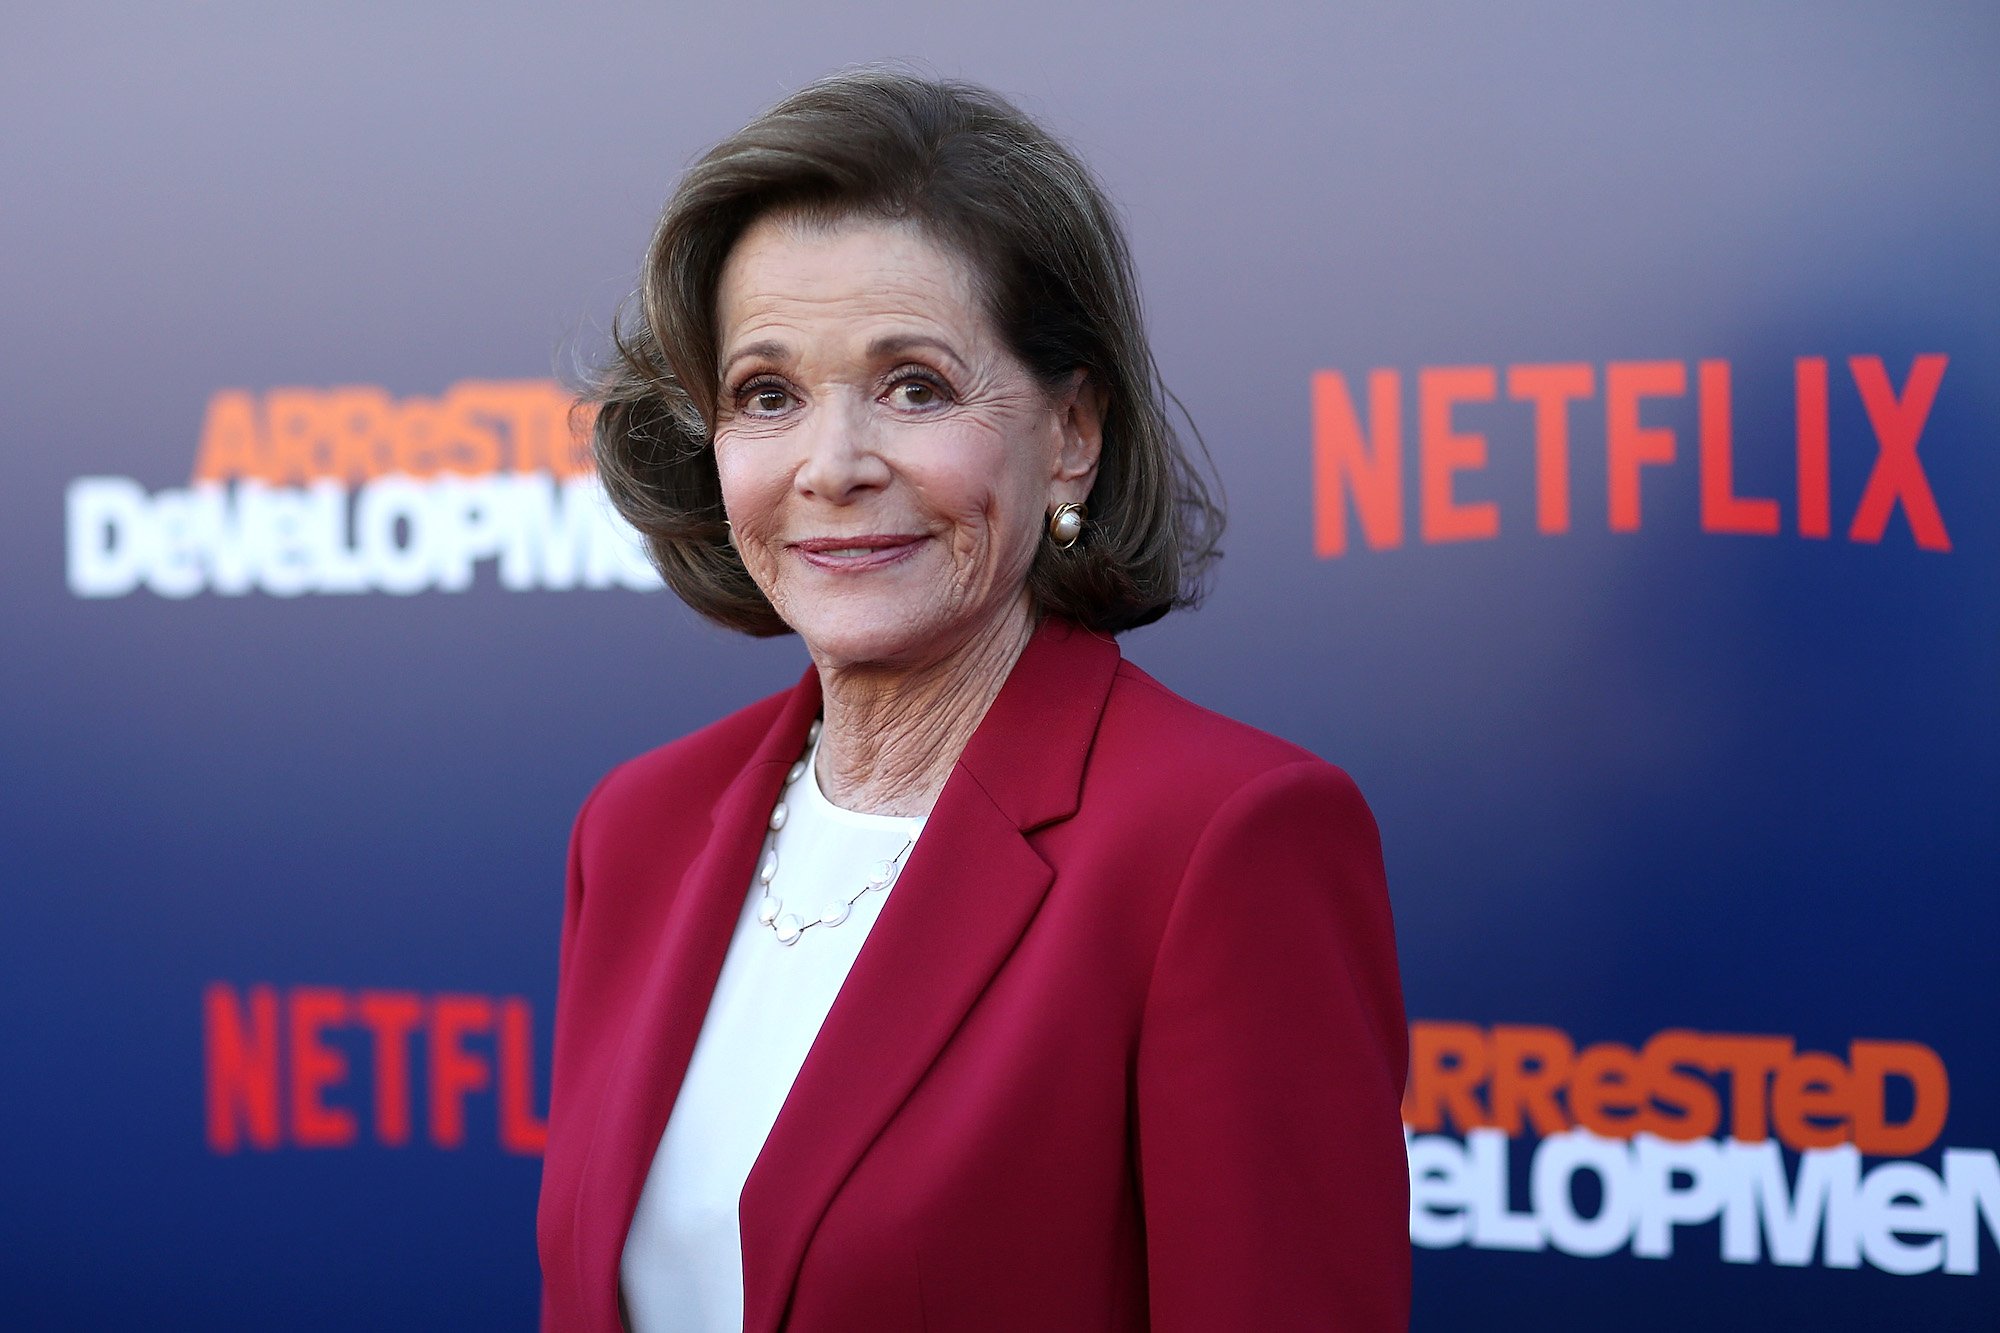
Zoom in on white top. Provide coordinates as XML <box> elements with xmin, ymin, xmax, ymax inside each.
<box><xmin>619</xmin><ymin>732</ymin><xmax>924</xmax><ymax>1333</ymax></box>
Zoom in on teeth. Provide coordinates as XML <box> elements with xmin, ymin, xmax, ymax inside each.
<box><xmin>825</xmin><ymin>547</ymin><xmax>873</xmax><ymax>556</ymax></box>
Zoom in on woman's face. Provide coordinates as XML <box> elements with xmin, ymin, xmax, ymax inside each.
<box><xmin>712</xmin><ymin>214</ymin><xmax>1100</xmax><ymax>673</ymax></box>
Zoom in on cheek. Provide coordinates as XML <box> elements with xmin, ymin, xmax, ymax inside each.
<box><xmin>714</xmin><ymin>446</ymin><xmax>783</xmax><ymax>532</ymax></box>
<box><xmin>936</xmin><ymin>447</ymin><xmax>1047</xmax><ymax>572</ymax></box>
<box><xmin>983</xmin><ymin>423</ymin><xmax>1059</xmax><ymax>530</ymax></box>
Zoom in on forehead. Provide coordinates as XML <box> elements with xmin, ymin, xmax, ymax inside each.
<box><xmin>714</xmin><ymin>213</ymin><xmax>993</xmax><ymax>354</ymax></box>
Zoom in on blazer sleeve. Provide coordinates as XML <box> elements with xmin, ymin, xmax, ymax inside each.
<box><xmin>539</xmin><ymin>772</ymin><xmax>611</xmax><ymax>1332</ymax></box>
<box><xmin>1135</xmin><ymin>759</ymin><xmax>1409</xmax><ymax>1331</ymax></box>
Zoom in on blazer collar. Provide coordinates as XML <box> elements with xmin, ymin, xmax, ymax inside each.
<box><xmin>741</xmin><ymin>618</ymin><xmax>1120</xmax><ymax>1332</ymax></box>
<box><xmin>571</xmin><ymin>675</ymin><xmax>822</xmax><ymax>1331</ymax></box>
<box><xmin>948</xmin><ymin>618</ymin><xmax>1121</xmax><ymax>832</ymax></box>
<box><xmin>581</xmin><ymin>619</ymin><xmax>1122</xmax><ymax>1333</ymax></box>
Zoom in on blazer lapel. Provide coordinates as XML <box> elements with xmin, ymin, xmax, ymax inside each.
<box><xmin>739</xmin><ymin>621</ymin><xmax>1122</xmax><ymax>1333</ymax></box>
<box><xmin>572</xmin><ymin>670</ymin><xmax>824</xmax><ymax>1326</ymax></box>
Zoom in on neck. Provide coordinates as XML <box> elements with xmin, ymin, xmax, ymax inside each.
<box><xmin>812</xmin><ymin>603</ymin><xmax>1037</xmax><ymax>817</ymax></box>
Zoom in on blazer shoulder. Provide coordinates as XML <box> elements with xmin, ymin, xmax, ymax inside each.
<box><xmin>1077</xmin><ymin>657</ymin><xmax>1378</xmax><ymax>858</ymax></box>
<box><xmin>1101</xmin><ymin>657</ymin><xmax>1344</xmax><ymax>788</ymax></box>
<box><xmin>582</xmin><ymin>684</ymin><xmax>794</xmax><ymax>832</ymax></box>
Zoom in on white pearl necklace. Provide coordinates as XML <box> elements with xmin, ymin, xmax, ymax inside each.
<box><xmin>753</xmin><ymin>720</ymin><xmax>917</xmax><ymax>947</ymax></box>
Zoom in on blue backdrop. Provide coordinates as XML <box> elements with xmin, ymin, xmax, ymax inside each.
<box><xmin>3</xmin><ymin>3</ymin><xmax>1994</xmax><ymax>1327</ymax></box>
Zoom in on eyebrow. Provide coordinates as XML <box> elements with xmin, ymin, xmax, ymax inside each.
<box><xmin>719</xmin><ymin>340</ymin><xmax>787</xmax><ymax>381</ymax></box>
<box><xmin>865</xmin><ymin>334</ymin><xmax>966</xmax><ymax>369</ymax></box>
<box><xmin>717</xmin><ymin>333</ymin><xmax>969</xmax><ymax>382</ymax></box>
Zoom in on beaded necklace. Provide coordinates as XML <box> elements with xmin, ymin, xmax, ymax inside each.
<box><xmin>752</xmin><ymin>719</ymin><xmax>919</xmax><ymax>946</ymax></box>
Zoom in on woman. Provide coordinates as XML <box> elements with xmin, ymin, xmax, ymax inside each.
<box><xmin>538</xmin><ymin>70</ymin><xmax>1408</xmax><ymax>1331</ymax></box>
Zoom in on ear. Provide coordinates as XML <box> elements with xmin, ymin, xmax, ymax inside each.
<box><xmin>1049</xmin><ymin>369</ymin><xmax>1106</xmax><ymax>503</ymax></box>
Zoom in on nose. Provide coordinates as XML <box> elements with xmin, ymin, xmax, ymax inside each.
<box><xmin>793</xmin><ymin>393</ymin><xmax>891</xmax><ymax>502</ymax></box>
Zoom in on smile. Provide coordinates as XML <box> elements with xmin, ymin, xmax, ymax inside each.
<box><xmin>789</xmin><ymin>534</ymin><xmax>925</xmax><ymax>571</ymax></box>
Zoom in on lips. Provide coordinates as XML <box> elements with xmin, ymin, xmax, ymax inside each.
<box><xmin>791</xmin><ymin>533</ymin><xmax>921</xmax><ymax>553</ymax></box>
<box><xmin>788</xmin><ymin>533</ymin><xmax>925</xmax><ymax>571</ymax></box>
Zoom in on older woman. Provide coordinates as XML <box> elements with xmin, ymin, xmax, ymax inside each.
<box><xmin>537</xmin><ymin>70</ymin><xmax>1408</xmax><ymax>1331</ymax></box>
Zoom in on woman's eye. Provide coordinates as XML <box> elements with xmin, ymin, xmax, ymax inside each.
<box><xmin>888</xmin><ymin>376</ymin><xmax>947</xmax><ymax>409</ymax></box>
<box><xmin>740</xmin><ymin>384</ymin><xmax>792</xmax><ymax>415</ymax></box>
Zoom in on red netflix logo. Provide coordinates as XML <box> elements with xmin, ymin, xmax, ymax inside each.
<box><xmin>204</xmin><ymin>982</ymin><xmax>547</xmax><ymax>1155</ymax></box>
<box><xmin>1312</xmin><ymin>355</ymin><xmax>1951</xmax><ymax>555</ymax></box>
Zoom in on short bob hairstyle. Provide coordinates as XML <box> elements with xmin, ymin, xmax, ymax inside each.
<box><xmin>588</xmin><ymin>67</ymin><xmax>1223</xmax><ymax>636</ymax></box>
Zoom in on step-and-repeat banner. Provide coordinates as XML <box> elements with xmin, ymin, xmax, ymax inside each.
<box><xmin>4</xmin><ymin>5</ymin><xmax>1992</xmax><ymax>1328</ymax></box>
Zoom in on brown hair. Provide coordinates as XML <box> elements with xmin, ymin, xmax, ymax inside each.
<box><xmin>587</xmin><ymin>67</ymin><xmax>1223</xmax><ymax>635</ymax></box>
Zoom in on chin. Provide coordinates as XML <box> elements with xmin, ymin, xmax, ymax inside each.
<box><xmin>780</xmin><ymin>583</ymin><xmax>1026</xmax><ymax>673</ymax></box>
<box><xmin>791</xmin><ymin>614</ymin><xmax>938</xmax><ymax>670</ymax></box>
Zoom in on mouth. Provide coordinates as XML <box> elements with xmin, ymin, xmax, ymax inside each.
<box><xmin>789</xmin><ymin>534</ymin><xmax>926</xmax><ymax>571</ymax></box>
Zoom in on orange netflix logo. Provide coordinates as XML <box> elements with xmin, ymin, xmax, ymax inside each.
<box><xmin>1313</xmin><ymin>355</ymin><xmax>1950</xmax><ymax>555</ymax></box>
<box><xmin>203</xmin><ymin>982</ymin><xmax>548</xmax><ymax>1155</ymax></box>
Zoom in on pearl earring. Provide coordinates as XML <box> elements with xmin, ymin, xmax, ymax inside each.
<box><xmin>1048</xmin><ymin>502</ymin><xmax>1085</xmax><ymax>549</ymax></box>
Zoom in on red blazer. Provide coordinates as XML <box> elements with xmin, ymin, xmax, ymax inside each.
<box><xmin>537</xmin><ymin>620</ymin><xmax>1409</xmax><ymax>1331</ymax></box>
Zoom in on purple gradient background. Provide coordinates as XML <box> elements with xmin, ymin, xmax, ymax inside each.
<box><xmin>2</xmin><ymin>3</ymin><xmax>1994</xmax><ymax>1326</ymax></box>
